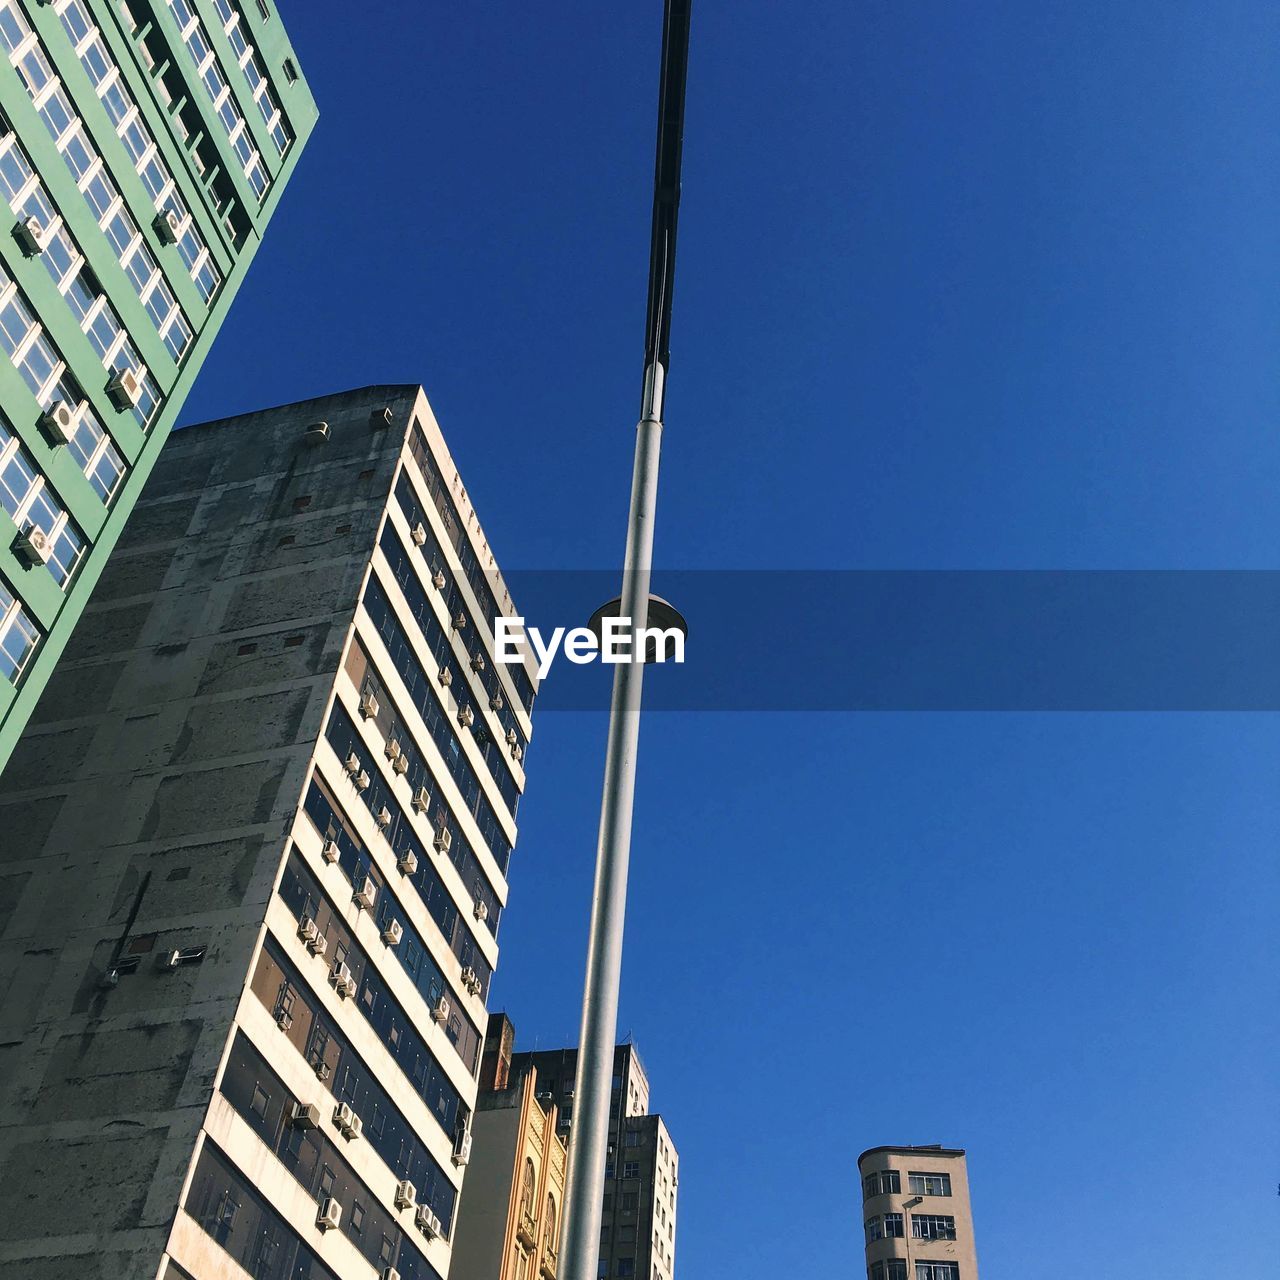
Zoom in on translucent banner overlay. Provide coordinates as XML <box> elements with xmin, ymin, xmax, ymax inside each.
<box><xmin>496</xmin><ymin>571</ymin><xmax>1280</xmax><ymax>710</ymax></box>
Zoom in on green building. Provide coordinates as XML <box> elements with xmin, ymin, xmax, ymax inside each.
<box><xmin>0</xmin><ymin>0</ymin><xmax>315</xmax><ymax>768</ymax></box>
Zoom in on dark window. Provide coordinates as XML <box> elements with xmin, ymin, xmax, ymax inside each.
<box><xmin>237</xmin><ymin>643</ymin><xmax>258</xmax><ymax>656</ymax></box>
<box><xmin>278</xmin><ymin>534</ymin><xmax>296</xmax><ymax>546</ymax></box>
<box><xmin>292</xmin><ymin>496</ymin><xmax>311</xmax><ymax>511</ymax></box>
<box><xmin>285</xmin><ymin>635</ymin><xmax>304</xmax><ymax>647</ymax></box>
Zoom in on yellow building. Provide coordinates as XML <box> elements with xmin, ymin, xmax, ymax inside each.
<box><xmin>452</xmin><ymin>1015</ymin><xmax>567</xmax><ymax>1280</ymax></box>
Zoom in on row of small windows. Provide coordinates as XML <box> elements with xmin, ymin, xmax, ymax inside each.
<box><xmin>0</xmin><ymin>416</ymin><xmax>83</xmax><ymax>586</ymax></box>
<box><xmin>863</xmin><ymin>1170</ymin><xmax>953</xmax><ymax>1200</ymax></box>
<box><xmin>0</xmin><ymin>115</ymin><xmax>160</xmax><ymax>426</ymax></box>
<box><xmin>864</xmin><ymin>1213</ymin><xmax>957</xmax><ymax>1243</ymax></box>
<box><xmin>0</xmin><ymin>253</ymin><xmax>125</xmax><ymax>500</ymax></box>
<box><xmin>0</xmin><ymin>2</ymin><xmax>195</xmax><ymax>360</ymax></box>
<box><xmin>211</xmin><ymin>0</ymin><xmax>292</xmax><ymax>156</ymax></box>
<box><xmin>869</xmin><ymin>1264</ymin><xmax>960</xmax><ymax>1280</ymax></box>
<box><xmin>54</xmin><ymin>0</ymin><xmax>221</xmax><ymax>302</ymax></box>
<box><xmin>0</xmin><ymin>577</ymin><xmax>37</xmax><ymax>683</ymax></box>
<box><xmin>165</xmin><ymin>0</ymin><xmax>271</xmax><ymax>199</ymax></box>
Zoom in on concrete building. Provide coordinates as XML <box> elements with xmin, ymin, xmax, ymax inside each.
<box><xmin>512</xmin><ymin>1043</ymin><xmax>678</xmax><ymax>1280</ymax></box>
<box><xmin>451</xmin><ymin>1014</ymin><xmax>567</xmax><ymax>1280</ymax></box>
<box><xmin>0</xmin><ymin>0</ymin><xmax>316</xmax><ymax>769</ymax></box>
<box><xmin>0</xmin><ymin>385</ymin><xmax>538</xmax><ymax>1280</ymax></box>
<box><xmin>858</xmin><ymin>1145</ymin><xmax>980</xmax><ymax>1280</ymax></box>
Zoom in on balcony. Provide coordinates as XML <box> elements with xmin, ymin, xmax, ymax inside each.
<box><xmin>540</xmin><ymin>1247</ymin><xmax>558</xmax><ymax>1279</ymax></box>
<box><xmin>517</xmin><ymin>1211</ymin><xmax>538</xmax><ymax>1249</ymax></box>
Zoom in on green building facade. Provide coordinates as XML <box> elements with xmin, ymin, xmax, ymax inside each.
<box><xmin>0</xmin><ymin>0</ymin><xmax>315</xmax><ymax>768</ymax></box>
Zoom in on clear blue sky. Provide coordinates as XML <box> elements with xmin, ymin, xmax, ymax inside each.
<box><xmin>182</xmin><ymin>2</ymin><xmax>1279</xmax><ymax>1275</ymax></box>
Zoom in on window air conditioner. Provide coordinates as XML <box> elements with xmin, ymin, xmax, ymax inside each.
<box><xmin>433</xmin><ymin>828</ymin><xmax>452</xmax><ymax>855</ymax></box>
<box><xmin>393</xmin><ymin>753</ymin><xmax>409</xmax><ymax>776</ymax></box>
<box><xmin>437</xmin><ymin>667</ymin><xmax>452</xmax><ymax>687</ymax></box>
<box><xmin>290</xmin><ymin>1101</ymin><xmax>321</xmax><ymax>1129</ymax></box>
<box><xmin>309</xmin><ymin>932</ymin><xmax>327</xmax><ymax>959</ymax></box>
<box><xmin>505</xmin><ymin>728</ymin><xmax>518</xmax><ymax>746</ymax></box>
<box><xmin>333</xmin><ymin>1101</ymin><xmax>360</xmax><ymax>1139</ymax></box>
<box><xmin>457</xmin><ymin>705</ymin><xmax>474</xmax><ymax>729</ymax></box>
<box><xmin>375</xmin><ymin>805</ymin><xmax>392</xmax><ymax>830</ymax></box>
<box><xmin>381</xmin><ymin>918</ymin><xmax>403</xmax><ymax>947</ymax></box>
<box><xmin>303</xmin><ymin>420</ymin><xmax>329</xmax><ymax>446</ymax></box>
<box><xmin>355</xmin><ymin>770</ymin><xmax>371</xmax><ymax>791</ymax></box>
<box><xmin>394</xmin><ymin>1180</ymin><xmax>417</xmax><ymax>1210</ymax></box>
<box><xmin>344</xmin><ymin>752</ymin><xmax>361</xmax><ymax>775</ymax></box>
<box><xmin>431</xmin><ymin>569</ymin><xmax>446</xmax><ymax>590</ymax></box>
<box><xmin>411</xmin><ymin>522</ymin><xmax>427</xmax><ymax>546</ymax></box>
<box><xmin>37</xmin><ymin>400</ymin><xmax>76</xmax><ymax>446</ymax></box>
<box><xmin>316</xmin><ymin>1197</ymin><xmax>342</xmax><ymax>1232</ymax></box>
<box><xmin>460</xmin><ymin>965</ymin><xmax>477</xmax><ymax>991</ymax></box>
<box><xmin>470</xmin><ymin>653</ymin><xmax>485</xmax><ymax>673</ymax></box>
<box><xmin>397</xmin><ymin>849</ymin><xmax>419</xmax><ymax>876</ymax></box>
<box><xmin>297</xmin><ymin>916</ymin><xmax>319</xmax><ymax>945</ymax></box>
<box><xmin>360</xmin><ymin>691</ymin><xmax>380</xmax><ymax>720</ymax></box>
<box><xmin>431</xmin><ymin>996</ymin><xmax>450</xmax><ymax>1024</ymax></box>
<box><xmin>473</xmin><ymin>899</ymin><xmax>489</xmax><ymax>922</ymax></box>
<box><xmin>415</xmin><ymin>1205</ymin><xmax>441</xmax><ymax>1239</ymax></box>
<box><xmin>12</xmin><ymin>524</ymin><xmax>52</xmax><ymax>567</ymax></box>
<box><xmin>383</xmin><ymin>1268</ymin><xmax>402</xmax><ymax>1280</ymax></box>
<box><xmin>322</xmin><ymin>837</ymin><xmax>341</xmax><ymax>864</ymax></box>
<box><xmin>490</xmin><ymin>691</ymin><xmax>504</xmax><ymax>711</ymax></box>
<box><xmin>452</xmin><ymin>612</ymin><xmax>467</xmax><ymax>631</ymax></box>
<box><xmin>106</xmin><ymin>368</ymin><xmax>143</xmax><ymax>411</ymax></box>
<box><xmin>353</xmin><ymin>876</ymin><xmax>377</xmax><ymax>912</ymax></box>
<box><xmin>385</xmin><ymin>738</ymin><xmax>402</xmax><ymax>761</ymax></box>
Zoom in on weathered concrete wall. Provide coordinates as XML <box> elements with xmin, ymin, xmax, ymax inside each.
<box><xmin>0</xmin><ymin>386</ymin><xmax>418</xmax><ymax>1278</ymax></box>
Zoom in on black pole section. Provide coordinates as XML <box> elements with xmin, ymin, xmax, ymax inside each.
<box><xmin>641</xmin><ymin>0</ymin><xmax>693</xmax><ymax>419</ymax></box>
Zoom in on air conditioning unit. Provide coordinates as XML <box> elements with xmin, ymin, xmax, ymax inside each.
<box><xmin>381</xmin><ymin>918</ymin><xmax>403</xmax><ymax>947</ymax></box>
<box><xmin>490</xmin><ymin>691</ymin><xmax>504</xmax><ymax>711</ymax></box>
<box><xmin>13</xmin><ymin>215</ymin><xmax>47</xmax><ymax>255</ymax></box>
<box><xmin>333</xmin><ymin>1101</ymin><xmax>360</xmax><ymax>1139</ymax></box>
<box><xmin>437</xmin><ymin>667</ymin><xmax>452</xmax><ymax>687</ymax></box>
<box><xmin>106</xmin><ymin>367</ymin><xmax>143</xmax><ymax>410</ymax></box>
<box><xmin>12</xmin><ymin>524</ymin><xmax>52</xmax><ymax>567</ymax></box>
<box><xmin>375</xmin><ymin>805</ymin><xmax>392</xmax><ymax>830</ymax></box>
<box><xmin>397</xmin><ymin>849</ymin><xmax>419</xmax><ymax>876</ymax></box>
<box><xmin>37</xmin><ymin>400</ymin><xmax>76</xmax><ymax>446</ymax></box>
<box><xmin>290</xmin><ymin>1101</ymin><xmax>321</xmax><ymax>1129</ymax></box>
<box><xmin>452</xmin><ymin>1129</ymin><xmax>472</xmax><ymax>1167</ymax></box>
<box><xmin>314</xmin><ymin>1060</ymin><xmax>331</xmax><ymax>1082</ymax></box>
<box><xmin>460</xmin><ymin>965</ymin><xmax>477</xmax><ymax>991</ymax></box>
<box><xmin>322</xmin><ymin>838</ymin><xmax>341</xmax><ymax>864</ymax></box>
<box><xmin>353</xmin><ymin>876</ymin><xmax>377</xmax><ymax>912</ymax></box>
<box><xmin>431</xmin><ymin>569</ymin><xmax>446</xmax><ymax>590</ymax></box>
<box><xmin>309</xmin><ymin>932</ymin><xmax>327</xmax><ymax>959</ymax></box>
<box><xmin>330</xmin><ymin>961</ymin><xmax>355</xmax><ymax>998</ymax></box>
<box><xmin>415</xmin><ymin>1205</ymin><xmax>441</xmax><ymax>1239</ymax></box>
<box><xmin>412</xmin><ymin>786</ymin><xmax>431</xmax><ymax>814</ymax></box>
<box><xmin>275</xmin><ymin>1008</ymin><xmax>293</xmax><ymax>1032</ymax></box>
<box><xmin>385</xmin><ymin>738</ymin><xmax>402</xmax><ymax>762</ymax></box>
<box><xmin>344</xmin><ymin>752</ymin><xmax>361</xmax><ymax>776</ymax></box>
<box><xmin>370</xmin><ymin>406</ymin><xmax>393</xmax><ymax>430</ymax></box>
<box><xmin>394</xmin><ymin>1179</ymin><xmax>417</xmax><ymax>1210</ymax></box>
<box><xmin>505</xmin><ymin>728</ymin><xmax>518</xmax><ymax>746</ymax></box>
<box><xmin>457</xmin><ymin>705</ymin><xmax>474</xmax><ymax>729</ymax></box>
<box><xmin>382</xmin><ymin>1267</ymin><xmax>402</xmax><ymax>1280</ymax></box>
<box><xmin>360</xmin><ymin>691</ymin><xmax>380</xmax><ymax>720</ymax></box>
<box><xmin>411</xmin><ymin>522</ymin><xmax>427</xmax><ymax>546</ymax></box>
<box><xmin>433</xmin><ymin>828</ymin><xmax>452</xmax><ymax>855</ymax></box>
<box><xmin>473</xmin><ymin>899</ymin><xmax>489</xmax><ymax>923</ymax></box>
<box><xmin>537</xmin><ymin>1090</ymin><xmax>553</xmax><ymax>1102</ymax></box>
<box><xmin>316</xmin><ymin>1196</ymin><xmax>342</xmax><ymax>1232</ymax></box>
<box><xmin>297</xmin><ymin>915</ymin><xmax>319</xmax><ymax>946</ymax></box>
<box><xmin>431</xmin><ymin>996</ymin><xmax>450</xmax><ymax>1024</ymax></box>
<box><xmin>153</xmin><ymin>207</ymin><xmax>181</xmax><ymax>244</ymax></box>
<box><xmin>303</xmin><ymin>420</ymin><xmax>329</xmax><ymax>447</ymax></box>
<box><xmin>392</xmin><ymin>754</ymin><xmax>409</xmax><ymax>776</ymax></box>
<box><xmin>470</xmin><ymin>654</ymin><xmax>486</xmax><ymax>673</ymax></box>
<box><xmin>355</xmin><ymin>770</ymin><xmax>371</xmax><ymax>791</ymax></box>
<box><xmin>512</xmin><ymin>743</ymin><xmax>524</xmax><ymax>763</ymax></box>
<box><xmin>452</xmin><ymin>612</ymin><xmax>467</xmax><ymax>631</ymax></box>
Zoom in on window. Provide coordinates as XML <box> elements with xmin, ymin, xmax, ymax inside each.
<box><xmin>869</xmin><ymin>1264</ymin><xmax>908</xmax><ymax>1280</ymax></box>
<box><xmin>911</xmin><ymin>1215</ymin><xmax>956</xmax><ymax>1241</ymax></box>
<box><xmin>0</xmin><ymin>583</ymin><xmax>38</xmax><ymax>684</ymax></box>
<box><xmin>620</xmin><ymin>1193</ymin><xmax>638</xmax><ymax>1212</ymax></box>
<box><xmin>618</xmin><ymin>1261</ymin><xmax>634</xmax><ymax>1278</ymax></box>
<box><xmin>864</xmin><ymin>1217</ymin><xmax>883</xmax><ymax>1245</ymax></box>
<box><xmin>908</xmin><ymin>1172</ymin><xmax>952</xmax><ymax>1197</ymax></box>
<box><xmin>520</xmin><ymin>1158</ymin><xmax>536</xmax><ymax>1218</ymax></box>
<box><xmin>624</xmin><ymin>1131</ymin><xmax>641</xmax><ymax>1147</ymax></box>
<box><xmin>916</xmin><ymin>1265</ymin><xmax>959</xmax><ymax>1280</ymax></box>
<box><xmin>864</xmin><ymin>1169</ymin><xmax>901</xmax><ymax>1199</ymax></box>
<box><xmin>544</xmin><ymin>1195</ymin><xmax>558</xmax><ymax>1253</ymax></box>
<box><xmin>883</xmin><ymin>1213</ymin><xmax>904</xmax><ymax>1238</ymax></box>
<box><xmin>622</xmin><ymin>1162</ymin><xmax>640</xmax><ymax>1179</ymax></box>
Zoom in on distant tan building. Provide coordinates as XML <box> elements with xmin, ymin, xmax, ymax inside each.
<box><xmin>452</xmin><ymin>1015</ymin><xmax>567</xmax><ymax>1280</ymax></box>
<box><xmin>857</xmin><ymin>1145</ymin><xmax>980</xmax><ymax>1280</ymax></box>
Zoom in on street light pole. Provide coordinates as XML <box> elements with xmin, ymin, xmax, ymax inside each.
<box><xmin>558</xmin><ymin>5</ymin><xmax>693</xmax><ymax>1280</ymax></box>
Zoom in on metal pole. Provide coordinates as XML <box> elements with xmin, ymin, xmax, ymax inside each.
<box><xmin>559</xmin><ymin>5</ymin><xmax>692</xmax><ymax>1280</ymax></box>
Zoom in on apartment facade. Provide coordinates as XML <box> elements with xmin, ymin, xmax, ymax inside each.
<box><xmin>0</xmin><ymin>385</ymin><xmax>536</xmax><ymax>1280</ymax></box>
<box><xmin>0</xmin><ymin>0</ymin><xmax>316</xmax><ymax>769</ymax></box>
<box><xmin>512</xmin><ymin>1044</ymin><xmax>678</xmax><ymax>1280</ymax></box>
<box><xmin>858</xmin><ymin>1145</ymin><xmax>980</xmax><ymax>1280</ymax></box>
<box><xmin>451</xmin><ymin>1014</ymin><xmax>567</xmax><ymax>1280</ymax></box>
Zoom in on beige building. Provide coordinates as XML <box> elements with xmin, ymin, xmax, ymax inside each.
<box><xmin>451</xmin><ymin>1014</ymin><xmax>567</xmax><ymax>1280</ymax></box>
<box><xmin>0</xmin><ymin>386</ymin><xmax>537</xmax><ymax>1279</ymax></box>
<box><xmin>858</xmin><ymin>1145</ymin><xmax>980</xmax><ymax>1280</ymax></box>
